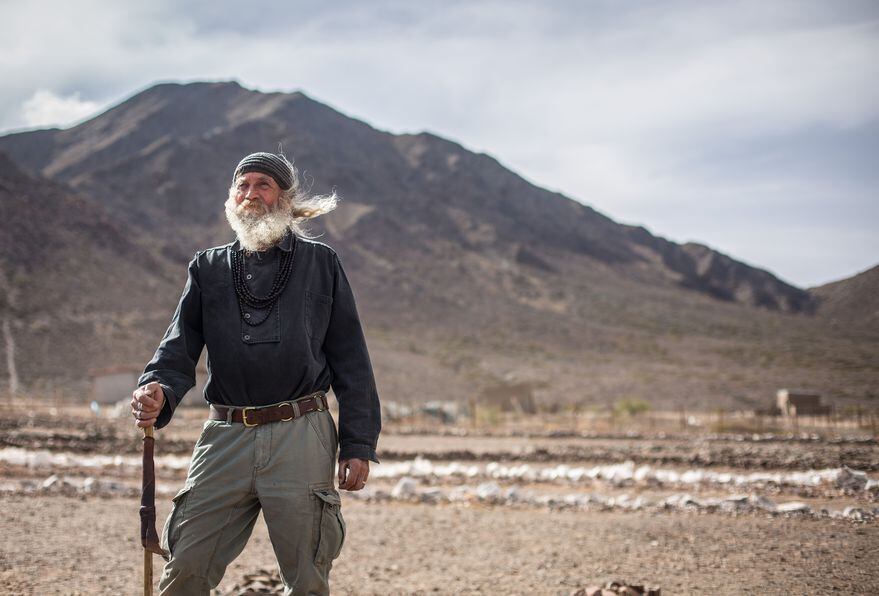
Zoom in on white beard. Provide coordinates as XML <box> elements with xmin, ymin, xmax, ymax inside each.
<box><xmin>225</xmin><ymin>196</ymin><xmax>292</xmax><ymax>251</ymax></box>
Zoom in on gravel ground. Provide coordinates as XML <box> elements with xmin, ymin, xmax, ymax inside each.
<box><xmin>3</xmin><ymin>412</ymin><xmax>877</xmax><ymax>470</ymax></box>
<box><xmin>1</xmin><ymin>407</ymin><xmax>876</xmax><ymax>594</ymax></box>
<box><xmin>0</xmin><ymin>494</ymin><xmax>877</xmax><ymax>595</ymax></box>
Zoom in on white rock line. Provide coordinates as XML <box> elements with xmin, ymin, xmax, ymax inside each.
<box><xmin>0</xmin><ymin>474</ymin><xmax>179</xmax><ymax>497</ymax></box>
<box><xmin>351</xmin><ymin>477</ymin><xmax>878</xmax><ymax>522</ymax></box>
<box><xmin>0</xmin><ymin>447</ymin><xmax>192</xmax><ymax>471</ymax></box>
<box><xmin>370</xmin><ymin>456</ymin><xmax>878</xmax><ymax>494</ymax></box>
<box><xmin>2</xmin><ymin>448</ymin><xmax>876</xmax><ymax>495</ymax></box>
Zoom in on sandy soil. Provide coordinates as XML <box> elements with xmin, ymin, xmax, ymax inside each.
<box><xmin>1</xmin><ymin>494</ymin><xmax>877</xmax><ymax>595</ymax></box>
<box><xmin>1</xmin><ymin>406</ymin><xmax>877</xmax><ymax>594</ymax></box>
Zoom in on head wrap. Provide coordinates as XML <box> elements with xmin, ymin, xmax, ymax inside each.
<box><xmin>233</xmin><ymin>152</ymin><xmax>294</xmax><ymax>190</ymax></box>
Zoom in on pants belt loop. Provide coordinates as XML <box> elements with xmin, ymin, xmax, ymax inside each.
<box><xmin>225</xmin><ymin>407</ymin><xmax>233</xmax><ymax>424</ymax></box>
<box><xmin>292</xmin><ymin>401</ymin><xmax>301</xmax><ymax>418</ymax></box>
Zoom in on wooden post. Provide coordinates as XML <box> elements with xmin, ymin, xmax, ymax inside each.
<box><xmin>143</xmin><ymin>425</ymin><xmax>155</xmax><ymax>596</ymax></box>
<box><xmin>144</xmin><ymin>548</ymin><xmax>153</xmax><ymax>595</ymax></box>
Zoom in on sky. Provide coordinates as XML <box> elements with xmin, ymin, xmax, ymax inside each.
<box><xmin>1</xmin><ymin>0</ymin><xmax>877</xmax><ymax>288</ymax></box>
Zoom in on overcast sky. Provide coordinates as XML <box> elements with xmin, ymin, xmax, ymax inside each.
<box><xmin>1</xmin><ymin>0</ymin><xmax>876</xmax><ymax>288</ymax></box>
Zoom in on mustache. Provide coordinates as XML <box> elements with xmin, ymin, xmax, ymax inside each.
<box><xmin>239</xmin><ymin>196</ymin><xmax>291</xmax><ymax>213</ymax></box>
<box><xmin>240</xmin><ymin>198</ymin><xmax>266</xmax><ymax>210</ymax></box>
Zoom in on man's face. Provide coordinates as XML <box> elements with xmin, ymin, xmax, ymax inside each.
<box><xmin>225</xmin><ymin>170</ymin><xmax>292</xmax><ymax>251</ymax></box>
<box><xmin>233</xmin><ymin>171</ymin><xmax>283</xmax><ymax>214</ymax></box>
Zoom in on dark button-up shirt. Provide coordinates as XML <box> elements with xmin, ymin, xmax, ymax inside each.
<box><xmin>138</xmin><ymin>229</ymin><xmax>382</xmax><ymax>463</ymax></box>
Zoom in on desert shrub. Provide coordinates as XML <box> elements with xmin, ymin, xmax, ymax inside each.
<box><xmin>613</xmin><ymin>398</ymin><xmax>651</xmax><ymax>418</ymax></box>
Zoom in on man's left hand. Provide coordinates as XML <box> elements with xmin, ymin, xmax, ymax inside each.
<box><xmin>337</xmin><ymin>458</ymin><xmax>369</xmax><ymax>491</ymax></box>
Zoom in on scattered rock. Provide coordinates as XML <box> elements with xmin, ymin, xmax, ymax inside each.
<box><xmin>41</xmin><ymin>474</ymin><xmax>60</xmax><ymax>489</ymax></box>
<box><xmin>834</xmin><ymin>466</ymin><xmax>868</xmax><ymax>492</ymax></box>
<box><xmin>475</xmin><ymin>482</ymin><xmax>501</xmax><ymax>501</ymax></box>
<box><xmin>391</xmin><ymin>476</ymin><xmax>418</xmax><ymax>499</ymax></box>
<box><xmin>776</xmin><ymin>502</ymin><xmax>812</xmax><ymax>514</ymax></box>
<box><xmin>226</xmin><ymin>568</ymin><xmax>284</xmax><ymax>594</ymax></box>
<box><xmin>570</xmin><ymin>580</ymin><xmax>660</xmax><ymax>595</ymax></box>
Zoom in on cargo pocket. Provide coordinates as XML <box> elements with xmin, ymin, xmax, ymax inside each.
<box><xmin>312</xmin><ymin>487</ymin><xmax>346</xmax><ymax>567</ymax></box>
<box><xmin>162</xmin><ymin>484</ymin><xmax>193</xmax><ymax>562</ymax></box>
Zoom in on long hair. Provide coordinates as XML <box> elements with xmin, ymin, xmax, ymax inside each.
<box><xmin>228</xmin><ymin>152</ymin><xmax>339</xmax><ymax>240</ymax></box>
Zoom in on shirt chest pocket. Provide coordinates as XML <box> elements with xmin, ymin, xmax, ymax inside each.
<box><xmin>305</xmin><ymin>290</ymin><xmax>333</xmax><ymax>343</ymax></box>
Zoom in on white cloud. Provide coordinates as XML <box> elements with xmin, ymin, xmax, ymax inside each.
<box><xmin>21</xmin><ymin>90</ymin><xmax>99</xmax><ymax>129</ymax></box>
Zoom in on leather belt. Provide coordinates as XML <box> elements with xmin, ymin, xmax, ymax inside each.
<box><xmin>209</xmin><ymin>391</ymin><xmax>328</xmax><ymax>427</ymax></box>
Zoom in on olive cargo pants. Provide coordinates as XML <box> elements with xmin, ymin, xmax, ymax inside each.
<box><xmin>157</xmin><ymin>402</ymin><xmax>346</xmax><ymax>595</ymax></box>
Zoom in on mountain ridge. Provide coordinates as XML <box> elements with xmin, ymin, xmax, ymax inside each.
<box><xmin>0</xmin><ymin>80</ymin><xmax>875</xmax><ymax>408</ymax></box>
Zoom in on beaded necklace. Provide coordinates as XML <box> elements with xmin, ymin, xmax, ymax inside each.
<box><xmin>231</xmin><ymin>235</ymin><xmax>297</xmax><ymax>326</ymax></box>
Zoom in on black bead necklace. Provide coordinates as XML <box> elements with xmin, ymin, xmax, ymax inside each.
<box><xmin>232</xmin><ymin>236</ymin><xmax>297</xmax><ymax>326</ymax></box>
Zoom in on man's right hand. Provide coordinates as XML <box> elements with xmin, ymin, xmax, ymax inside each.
<box><xmin>131</xmin><ymin>382</ymin><xmax>166</xmax><ymax>428</ymax></box>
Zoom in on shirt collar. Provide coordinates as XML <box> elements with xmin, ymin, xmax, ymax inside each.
<box><xmin>231</xmin><ymin>228</ymin><xmax>295</xmax><ymax>253</ymax></box>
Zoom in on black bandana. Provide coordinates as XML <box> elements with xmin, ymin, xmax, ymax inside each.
<box><xmin>233</xmin><ymin>152</ymin><xmax>294</xmax><ymax>190</ymax></box>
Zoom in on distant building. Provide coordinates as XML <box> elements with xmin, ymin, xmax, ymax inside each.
<box><xmin>89</xmin><ymin>365</ymin><xmax>208</xmax><ymax>406</ymax></box>
<box><xmin>776</xmin><ymin>389</ymin><xmax>831</xmax><ymax>416</ymax></box>
<box><xmin>479</xmin><ymin>380</ymin><xmax>538</xmax><ymax>414</ymax></box>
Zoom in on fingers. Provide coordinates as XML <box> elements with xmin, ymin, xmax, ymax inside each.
<box><xmin>138</xmin><ymin>383</ymin><xmax>163</xmax><ymax>409</ymax></box>
<box><xmin>131</xmin><ymin>403</ymin><xmax>159</xmax><ymax>426</ymax></box>
<box><xmin>353</xmin><ymin>464</ymin><xmax>368</xmax><ymax>490</ymax></box>
<box><xmin>338</xmin><ymin>460</ymin><xmax>349</xmax><ymax>487</ymax></box>
<box><xmin>338</xmin><ymin>459</ymin><xmax>369</xmax><ymax>491</ymax></box>
<box><xmin>134</xmin><ymin>416</ymin><xmax>158</xmax><ymax>428</ymax></box>
<box><xmin>130</xmin><ymin>383</ymin><xmax>163</xmax><ymax>427</ymax></box>
<box><xmin>130</xmin><ymin>396</ymin><xmax>159</xmax><ymax>415</ymax></box>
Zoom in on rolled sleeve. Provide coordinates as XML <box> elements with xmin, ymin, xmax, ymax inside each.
<box><xmin>138</xmin><ymin>254</ymin><xmax>205</xmax><ymax>430</ymax></box>
<box><xmin>323</xmin><ymin>254</ymin><xmax>382</xmax><ymax>464</ymax></box>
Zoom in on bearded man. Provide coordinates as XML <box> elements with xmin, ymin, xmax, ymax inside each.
<box><xmin>130</xmin><ymin>151</ymin><xmax>381</xmax><ymax>595</ymax></box>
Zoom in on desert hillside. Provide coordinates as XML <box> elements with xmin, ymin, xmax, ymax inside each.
<box><xmin>0</xmin><ymin>81</ymin><xmax>876</xmax><ymax>410</ymax></box>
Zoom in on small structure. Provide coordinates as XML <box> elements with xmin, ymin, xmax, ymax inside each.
<box><xmin>89</xmin><ymin>365</ymin><xmax>142</xmax><ymax>405</ymax></box>
<box><xmin>89</xmin><ymin>364</ymin><xmax>208</xmax><ymax>406</ymax></box>
<box><xmin>421</xmin><ymin>400</ymin><xmax>465</xmax><ymax>424</ymax></box>
<box><xmin>776</xmin><ymin>389</ymin><xmax>831</xmax><ymax>417</ymax></box>
<box><xmin>479</xmin><ymin>380</ymin><xmax>538</xmax><ymax>414</ymax></box>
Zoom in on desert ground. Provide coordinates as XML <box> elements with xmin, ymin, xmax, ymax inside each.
<box><xmin>1</xmin><ymin>401</ymin><xmax>877</xmax><ymax>595</ymax></box>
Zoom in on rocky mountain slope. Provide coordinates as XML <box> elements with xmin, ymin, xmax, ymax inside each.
<box><xmin>809</xmin><ymin>265</ymin><xmax>879</xmax><ymax>331</ymax></box>
<box><xmin>0</xmin><ymin>152</ymin><xmax>180</xmax><ymax>383</ymax></box>
<box><xmin>0</xmin><ymin>82</ymin><xmax>875</xmax><ymax>409</ymax></box>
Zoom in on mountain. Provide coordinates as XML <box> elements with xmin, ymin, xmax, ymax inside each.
<box><xmin>0</xmin><ymin>81</ymin><xmax>875</xmax><ymax>410</ymax></box>
<box><xmin>809</xmin><ymin>265</ymin><xmax>879</xmax><ymax>331</ymax></box>
<box><xmin>0</xmin><ymin>151</ymin><xmax>179</xmax><ymax>383</ymax></box>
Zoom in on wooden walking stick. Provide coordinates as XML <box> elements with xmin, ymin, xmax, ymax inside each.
<box><xmin>141</xmin><ymin>424</ymin><xmax>168</xmax><ymax>595</ymax></box>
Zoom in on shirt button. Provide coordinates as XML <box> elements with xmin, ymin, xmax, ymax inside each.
<box><xmin>244</xmin><ymin>334</ymin><xmax>250</xmax><ymax>340</ymax></box>
<box><xmin>244</xmin><ymin>313</ymin><xmax>251</xmax><ymax>319</ymax></box>
<box><xmin>246</xmin><ymin>274</ymin><xmax>253</xmax><ymax>280</ymax></box>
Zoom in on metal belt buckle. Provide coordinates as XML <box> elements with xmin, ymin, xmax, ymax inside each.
<box><xmin>278</xmin><ymin>402</ymin><xmax>294</xmax><ymax>422</ymax></box>
<box><xmin>242</xmin><ymin>407</ymin><xmax>258</xmax><ymax>427</ymax></box>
